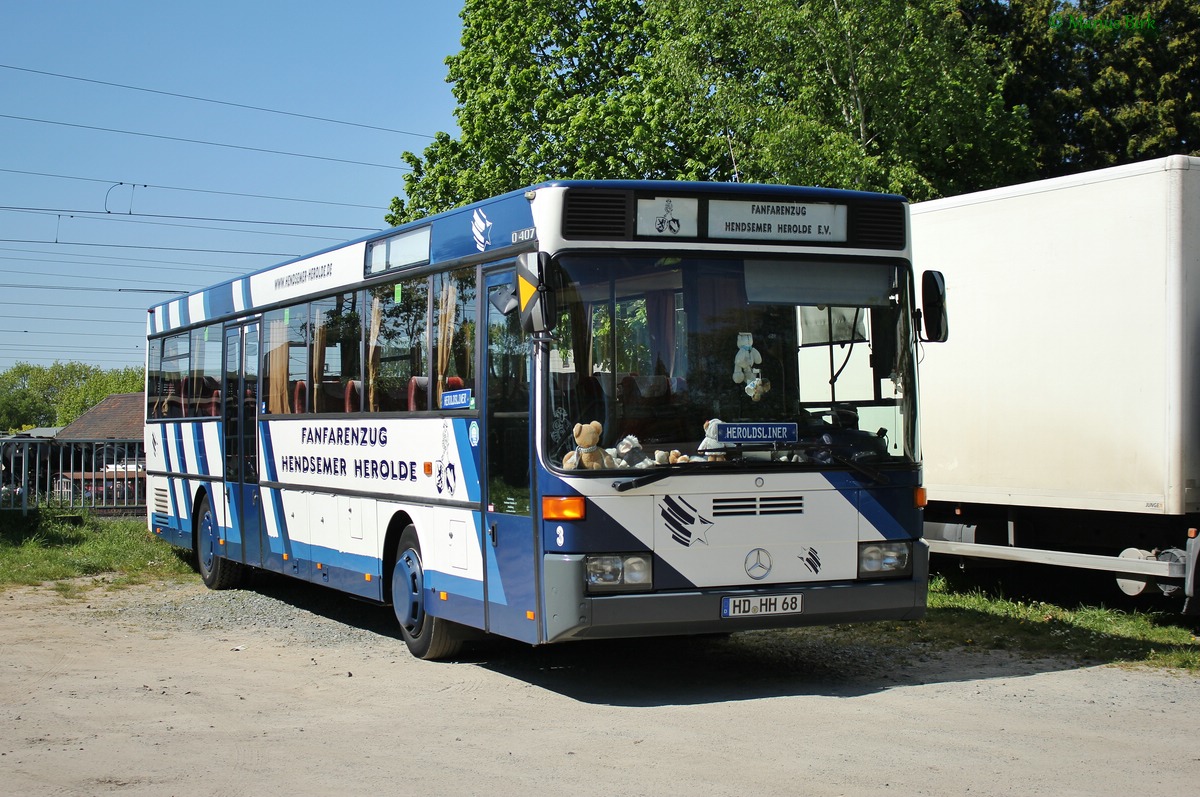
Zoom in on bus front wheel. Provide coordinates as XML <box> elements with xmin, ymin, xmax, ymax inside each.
<box><xmin>392</xmin><ymin>526</ymin><xmax>463</xmax><ymax>660</ymax></box>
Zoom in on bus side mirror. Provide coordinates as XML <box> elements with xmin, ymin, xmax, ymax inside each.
<box><xmin>920</xmin><ymin>270</ymin><xmax>948</xmax><ymax>342</ymax></box>
<box><xmin>515</xmin><ymin>252</ymin><xmax>558</xmax><ymax>334</ymax></box>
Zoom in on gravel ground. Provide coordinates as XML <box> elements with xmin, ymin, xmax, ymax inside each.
<box><xmin>3</xmin><ymin>574</ymin><xmax>1199</xmax><ymax>796</ymax></box>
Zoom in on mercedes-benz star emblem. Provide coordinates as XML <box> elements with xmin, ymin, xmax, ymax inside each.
<box><xmin>745</xmin><ymin>548</ymin><xmax>772</xmax><ymax>580</ymax></box>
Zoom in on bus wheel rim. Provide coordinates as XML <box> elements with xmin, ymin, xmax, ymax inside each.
<box><xmin>393</xmin><ymin>548</ymin><xmax>424</xmax><ymax>637</ymax></box>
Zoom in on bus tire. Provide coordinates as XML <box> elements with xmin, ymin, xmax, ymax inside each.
<box><xmin>195</xmin><ymin>494</ymin><xmax>243</xmax><ymax>590</ymax></box>
<box><xmin>392</xmin><ymin>526</ymin><xmax>463</xmax><ymax>660</ymax></box>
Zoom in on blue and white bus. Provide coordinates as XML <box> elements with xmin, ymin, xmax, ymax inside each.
<box><xmin>145</xmin><ymin>180</ymin><xmax>948</xmax><ymax>659</ymax></box>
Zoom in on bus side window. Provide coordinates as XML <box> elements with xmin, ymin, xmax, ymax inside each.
<box><xmin>367</xmin><ymin>278</ymin><xmax>428</xmax><ymax>412</ymax></box>
<box><xmin>435</xmin><ymin>268</ymin><xmax>476</xmax><ymax>409</ymax></box>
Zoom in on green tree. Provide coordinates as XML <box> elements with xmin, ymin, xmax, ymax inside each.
<box><xmin>967</xmin><ymin>0</ymin><xmax>1199</xmax><ymax>176</ymax></box>
<box><xmin>389</xmin><ymin>0</ymin><xmax>670</xmax><ymax>224</ymax></box>
<box><xmin>0</xmin><ymin>362</ymin><xmax>143</xmax><ymax>431</ymax></box>
<box><xmin>391</xmin><ymin>0</ymin><xmax>1031</xmax><ymax>221</ymax></box>
<box><xmin>647</xmin><ymin>0</ymin><xmax>1032</xmax><ymax>198</ymax></box>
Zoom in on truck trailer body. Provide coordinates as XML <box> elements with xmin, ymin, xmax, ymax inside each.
<box><xmin>912</xmin><ymin>155</ymin><xmax>1199</xmax><ymax>609</ymax></box>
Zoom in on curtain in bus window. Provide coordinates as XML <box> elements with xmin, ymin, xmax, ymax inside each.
<box><xmin>263</xmin><ymin>315</ymin><xmax>291</xmax><ymax>414</ymax></box>
<box><xmin>435</xmin><ymin>268</ymin><xmax>476</xmax><ymax>409</ymax></box>
<box><xmin>646</xmin><ymin>290</ymin><xmax>677</xmax><ymax>377</ymax></box>
<box><xmin>368</xmin><ymin>294</ymin><xmax>384</xmax><ymax>412</ymax></box>
<box><xmin>311</xmin><ymin>317</ymin><xmax>327</xmax><ymax>412</ymax></box>
<box><xmin>436</xmin><ymin>275</ymin><xmax>456</xmax><ymax>407</ymax></box>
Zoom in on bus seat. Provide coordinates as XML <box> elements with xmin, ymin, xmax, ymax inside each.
<box><xmin>577</xmin><ymin>375</ymin><xmax>607</xmax><ymax>426</ymax></box>
<box><xmin>407</xmin><ymin>376</ymin><xmax>429</xmax><ymax>411</ymax></box>
<box><xmin>446</xmin><ymin>376</ymin><xmax>464</xmax><ymax>390</ymax></box>
<box><xmin>293</xmin><ymin>380</ymin><xmax>307</xmax><ymax>414</ymax></box>
<box><xmin>345</xmin><ymin>380</ymin><xmax>361</xmax><ymax>413</ymax></box>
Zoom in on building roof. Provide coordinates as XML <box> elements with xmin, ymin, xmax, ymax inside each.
<box><xmin>56</xmin><ymin>393</ymin><xmax>144</xmax><ymax>441</ymax></box>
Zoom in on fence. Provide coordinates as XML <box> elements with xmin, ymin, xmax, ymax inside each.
<box><xmin>0</xmin><ymin>437</ymin><xmax>146</xmax><ymax>516</ymax></box>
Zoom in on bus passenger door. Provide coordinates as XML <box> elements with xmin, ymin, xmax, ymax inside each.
<box><xmin>482</xmin><ymin>272</ymin><xmax>539</xmax><ymax>644</ymax></box>
<box><xmin>223</xmin><ymin>322</ymin><xmax>265</xmax><ymax>568</ymax></box>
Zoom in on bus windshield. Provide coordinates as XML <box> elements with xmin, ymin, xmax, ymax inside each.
<box><xmin>545</xmin><ymin>254</ymin><xmax>916</xmax><ymax>470</ymax></box>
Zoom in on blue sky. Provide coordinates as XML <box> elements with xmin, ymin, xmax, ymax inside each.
<box><xmin>0</xmin><ymin>0</ymin><xmax>464</xmax><ymax>371</ymax></box>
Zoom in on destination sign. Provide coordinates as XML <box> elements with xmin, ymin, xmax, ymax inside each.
<box><xmin>708</xmin><ymin>200</ymin><xmax>847</xmax><ymax>243</ymax></box>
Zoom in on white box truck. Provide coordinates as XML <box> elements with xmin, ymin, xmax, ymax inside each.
<box><xmin>912</xmin><ymin>155</ymin><xmax>1199</xmax><ymax>611</ymax></box>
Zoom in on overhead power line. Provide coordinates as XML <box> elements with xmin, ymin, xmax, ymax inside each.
<box><xmin>0</xmin><ymin>239</ymin><xmax>295</xmax><ymax>257</ymax></box>
<box><xmin>0</xmin><ymin>283</ymin><xmax>187</xmax><ymax>293</ymax></box>
<box><xmin>0</xmin><ymin>245</ymin><xmax>259</xmax><ymax>274</ymax></box>
<box><xmin>0</xmin><ymin>207</ymin><xmax>357</xmax><ymax>243</ymax></box>
<box><xmin>0</xmin><ymin>167</ymin><xmax>388</xmax><ymax>211</ymax></box>
<box><xmin>0</xmin><ymin>205</ymin><xmax>376</xmax><ymax>233</ymax></box>
<box><xmin>0</xmin><ymin>113</ymin><xmax>412</xmax><ymax>171</ymax></box>
<box><xmin>0</xmin><ymin>63</ymin><xmax>437</xmax><ymax>140</ymax></box>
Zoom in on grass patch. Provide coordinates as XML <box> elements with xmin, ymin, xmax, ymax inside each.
<box><xmin>0</xmin><ymin>510</ymin><xmax>193</xmax><ymax>590</ymax></box>
<box><xmin>1</xmin><ymin>513</ymin><xmax>1196</xmax><ymax>670</ymax></box>
<box><xmin>924</xmin><ymin>575</ymin><xmax>1200</xmax><ymax>670</ymax></box>
<box><xmin>813</xmin><ymin>575</ymin><xmax>1199</xmax><ymax>671</ymax></box>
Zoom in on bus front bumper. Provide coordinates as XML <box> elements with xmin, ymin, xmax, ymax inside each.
<box><xmin>541</xmin><ymin>542</ymin><xmax>929</xmax><ymax>643</ymax></box>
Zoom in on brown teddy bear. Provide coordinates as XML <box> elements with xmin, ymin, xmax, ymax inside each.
<box><xmin>562</xmin><ymin>421</ymin><xmax>615</xmax><ymax>470</ymax></box>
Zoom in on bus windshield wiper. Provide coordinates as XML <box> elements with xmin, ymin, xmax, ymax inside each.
<box><xmin>829</xmin><ymin>453</ymin><xmax>890</xmax><ymax>485</ymax></box>
<box><xmin>612</xmin><ymin>467</ymin><xmax>675</xmax><ymax>492</ymax></box>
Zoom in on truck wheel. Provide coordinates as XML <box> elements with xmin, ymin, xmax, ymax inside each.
<box><xmin>392</xmin><ymin>526</ymin><xmax>463</xmax><ymax>660</ymax></box>
<box><xmin>195</xmin><ymin>494</ymin><xmax>243</xmax><ymax>590</ymax></box>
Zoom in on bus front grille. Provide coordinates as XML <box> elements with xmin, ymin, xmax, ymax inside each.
<box><xmin>712</xmin><ymin>495</ymin><xmax>805</xmax><ymax>517</ymax></box>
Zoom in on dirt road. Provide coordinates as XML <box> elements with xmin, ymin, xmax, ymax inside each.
<box><xmin>2</xmin><ymin>576</ymin><xmax>1197</xmax><ymax>796</ymax></box>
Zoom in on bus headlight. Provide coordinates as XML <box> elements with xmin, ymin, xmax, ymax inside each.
<box><xmin>585</xmin><ymin>554</ymin><xmax>653</xmax><ymax>593</ymax></box>
<box><xmin>858</xmin><ymin>542</ymin><xmax>913</xmax><ymax>579</ymax></box>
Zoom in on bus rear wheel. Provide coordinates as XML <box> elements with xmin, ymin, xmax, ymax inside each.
<box><xmin>392</xmin><ymin>526</ymin><xmax>463</xmax><ymax>660</ymax></box>
<box><xmin>195</xmin><ymin>494</ymin><xmax>243</xmax><ymax>590</ymax></box>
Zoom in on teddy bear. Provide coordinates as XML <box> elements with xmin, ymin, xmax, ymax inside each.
<box><xmin>562</xmin><ymin>420</ymin><xmax>616</xmax><ymax>470</ymax></box>
<box><xmin>654</xmin><ymin>449</ymin><xmax>692</xmax><ymax>465</ymax></box>
<box><xmin>732</xmin><ymin>332</ymin><xmax>761</xmax><ymax>384</ymax></box>
<box><xmin>745</xmin><ymin>375</ymin><xmax>771</xmax><ymax>402</ymax></box>
<box><xmin>697</xmin><ymin>418</ymin><xmax>727</xmax><ymax>461</ymax></box>
<box><xmin>614</xmin><ymin>435</ymin><xmax>655</xmax><ymax>468</ymax></box>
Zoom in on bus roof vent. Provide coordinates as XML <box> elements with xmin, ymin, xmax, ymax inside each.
<box><xmin>563</xmin><ymin>190</ymin><xmax>631</xmax><ymax>239</ymax></box>
<box><xmin>851</xmin><ymin>202</ymin><xmax>906</xmax><ymax>250</ymax></box>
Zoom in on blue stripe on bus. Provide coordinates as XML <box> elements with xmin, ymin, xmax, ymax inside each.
<box><xmin>822</xmin><ymin>471</ymin><xmax>911</xmax><ymax>540</ymax></box>
<box><xmin>258</xmin><ymin>427</ymin><xmax>294</xmax><ymax>559</ymax></box>
<box><xmin>453</xmin><ymin>418</ymin><xmax>481</xmax><ymax>503</ymax></box>
<box><xmin>425</xmin><ymin>569</ymin><xmax>485</xmax><ymax>602</ymax></box>
<box><xmin>160</xmin><ymin>425</ymin><xmax>180</xmax><ymax>526</ymax></box>
<box><xmin>290</xmin><ymin>540</ymin><xmax>379</xmax><ymax>577</ymax></box>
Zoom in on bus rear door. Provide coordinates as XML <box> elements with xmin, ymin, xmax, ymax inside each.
<box><xmin>223</xmin><ymin>321</ymin><xmax>265</xmax><ymax>568</ymax></box>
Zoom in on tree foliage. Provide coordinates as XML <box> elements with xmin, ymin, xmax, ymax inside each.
<box><xmin>966</xmin><ymin>0</ymin><xmax>1199</xmax><ymax>175</ymax></box>
<box><xmin>390</xmin><ymin>0</ymin><xmax>1198</xmax><ymax>223</ymax></box>
<box><xmin>645</xmin><ymin>0</ymin><xmax>1031</xmax><ymax>198</ymax></box>
<box><xmin>390</xmin><ymin>0</ymin><xmax>1032</xmax><ymax>223</ymax></box>
<box><xmin>0</xmin><ymin>362</ymin><xmax>143</xmax><ymax>432</ymax></box>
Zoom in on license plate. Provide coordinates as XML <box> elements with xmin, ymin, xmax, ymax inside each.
<box><xmin>721</xmin><ymin>593</ymin><xmax>803</xmax><ymax>618</ymax></box>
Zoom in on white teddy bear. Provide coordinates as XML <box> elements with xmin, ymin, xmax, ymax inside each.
<box><xmin>613</xmin><ymin>435</ymin><xmax>655</xmax><ymax>468</ymax></box>
<box><xmin>732</xmin><ymin>332</ymin><xmax>761</xmax><ymax>384</ymax></box>
<box><xmin>697</xmin><ymin>418</ymin><xmax>727</xmax><ymax>461</ymax></box>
